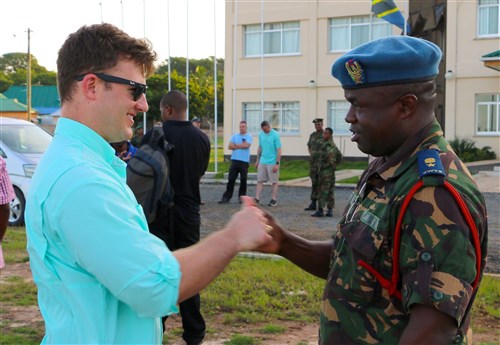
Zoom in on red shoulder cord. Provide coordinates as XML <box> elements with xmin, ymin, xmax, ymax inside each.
<box><xmin>358</xmin><ymin>180</ymin><xmax>482</xmax><ymax>301</ymax></box>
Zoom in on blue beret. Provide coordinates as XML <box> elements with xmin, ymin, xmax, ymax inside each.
<box><xmin>331</xmin><ymin>36</ymin><xmax>442</xmax><ymax>89</ymax></box>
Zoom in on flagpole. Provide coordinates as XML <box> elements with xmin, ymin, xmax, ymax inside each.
<box><xmin>403</xmin><ymin>0</ymin><xmax>408</xmax><ymax>36</ymax></box>
<box><xmin>167</xmin><ymin>0</ymin><xmax>171</xmax><ymax>91</ymax></box>
<box><xmin>186</xmin><ymin>0</ymin><xmax>189</xmax><ymax>120</ymax></box>
<box><xmin>143</xmin><ymin>0</ymin><xmax>147</xmax><ymax>133</ymax></box>
<box><xmin>213</xmin><ymin>0</ymin><xmax>218</xmax><ymax>173</ymax></box>
<box><xmin>260</xmin><ymin>0</ymin><xmax>264</xmax><ymax>122</ymax></box>
<box><xmin>232</xmin><ymin>0</ymin><xmax>238</xmax><ymax>134</ymax></box>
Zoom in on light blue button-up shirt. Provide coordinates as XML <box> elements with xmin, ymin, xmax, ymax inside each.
<box><xmin>229</xmin><ymin>133</ymin><xmax>253</xmax><ymax>163</ymax></box>
<box><xmin>26</xmin><ymin>118</ymin><xmax>181</xmax><ymax>344</ymax></box>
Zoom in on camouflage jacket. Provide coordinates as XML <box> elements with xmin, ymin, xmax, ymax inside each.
<box><xmin>318</xmin><ymin>139</ymin><xmax>342</xmax><ymax>176</ymax></box>
<box><xmin>319</xmin><ymin>120</ymin><xmax>488</xmax><ymax>344</ymax></box>
<box><xmin>308</xmin><ymin>131</ymin><xmax>324</xmax><ymax>162</ymax></box>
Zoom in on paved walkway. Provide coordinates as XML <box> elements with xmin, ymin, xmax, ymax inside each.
<box><xmin>202</xmin><ymin>160</ymin><xmax>499</xmax><ymax>193</ymax></box>
<box><xmin>282</xmin><ymin>161</ymin><xmax>500</xmax><ymax>193</ymax></box>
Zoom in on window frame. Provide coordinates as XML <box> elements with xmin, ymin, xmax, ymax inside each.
<box><xmin>243</xmin><ymin>101</ymin><xmax>300</xmax><ymax>135</ymax></box>
<box><xmin>476</xmin><ymin>93</ymin><xmax>500</xmax><ymax>136</ymax></box>
<box><xmin>244</xmin><ymin>21</ymin><xmax>301</xmax><ymax>57</ymax></box>
<box><xmin>327</xmin><ymin>100</ymin><xmax>351</xmax><ymax>136</ymax></box>
<box><xmin>477</xmin><ymin>0</ymin><xmax>500</xmax><ymax>37</ymax></box>
<box><xmin>328</xmin><ymin>15</ymin><xmax>393</xmax><ymax>52</ymax></box>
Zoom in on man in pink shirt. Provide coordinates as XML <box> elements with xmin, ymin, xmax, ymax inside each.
<box><xmin>0</xmin><ymin>156</ymin><xmax>15</xmax><ymax>268</ymax></box>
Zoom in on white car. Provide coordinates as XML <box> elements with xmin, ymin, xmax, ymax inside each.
<box><xmin>0</xmin><ymin>117</ymin><xmax>53</xmax><ymax>226</ymax></box>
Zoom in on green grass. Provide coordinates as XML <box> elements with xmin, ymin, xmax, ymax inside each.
<box><xmin>258</xmin><ymin>324</ymin><xmax>286</xmax><ymax>334</ymax></box>
<box><xmin>471</xmin><ymin>275</ymin><xmax>500</xmax><ymax>319</ymax></box>
<box><xmin>1</xmin><ymin>227</ymin><xmax>30</xmax><ymax>263</ymax></box>
<box><xmin>0</xmin><ymin>276</ymin><xmax>38</xmax><ymax>306</ymax></box>
<box><xmin>201</xmin><ymin>257</ymin><xmax>323</xmax><ymax>324</ymax></box>
<box><xmin>224</xmin><ymin>334</ymin><xmax>259</xmax><ymax>345</ymax></box>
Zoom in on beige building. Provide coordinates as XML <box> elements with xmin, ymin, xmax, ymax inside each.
<box><xmin>223</xmin><ymin>0</ymin><xmax>500</xmax><ymax>159</ymax></box>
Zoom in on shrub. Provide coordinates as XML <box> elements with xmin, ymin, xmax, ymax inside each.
<box><xmin>449</xmin><ymin>138</ymin><xmax>496</xmax><ymax>163</ymax></box>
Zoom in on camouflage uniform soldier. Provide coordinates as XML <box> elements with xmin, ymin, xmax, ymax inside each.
<box><xmin>304</xmin><ymin>118</ymin><xmax>324</xmax><ymax>211</ymax></box>
<box><xmin>261</xmin><ymin>36</ymin><xmax>488</xmax><ymax>345</ymax></box>
<box><xmin>311</xmin><ymin>128</ymin><xmax>342</xmax><ymax>217</ymax></box>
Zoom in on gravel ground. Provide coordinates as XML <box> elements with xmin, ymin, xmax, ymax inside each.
<box><xmin>199</xmin><ymin>183</ymin><xmax>500</xmax><ymax>274</ymax></box>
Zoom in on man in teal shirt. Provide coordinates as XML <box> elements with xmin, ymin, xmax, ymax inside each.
<box><xmin>255</xmin><ymin>121</ymin><xmax>282</xmax><ymax>207</ymax></box>
<box><xmin>25</xmin><ymin>23</ymin><xmax>272</xmax><ymax>344</ymax></box>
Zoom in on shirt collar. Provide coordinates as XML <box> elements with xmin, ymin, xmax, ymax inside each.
<box><xmin>55</xmin><ymin>118</ymin><xmax>120</xmax><ymax>165</ymax></box>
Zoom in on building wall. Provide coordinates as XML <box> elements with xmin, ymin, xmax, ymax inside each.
<box><xmin>224</xmin><ymin>0</ymin><xmax>500</xmax><ymax>159</ymax></box>
<box><xmin>445</xmin><ymin>1</ymin><xmax>500</xmax><ymax>155</ymax></box>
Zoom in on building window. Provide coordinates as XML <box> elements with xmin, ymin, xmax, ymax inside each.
<box><xmin>476</xmin><ymin>94</ymin><xmax>500</xmax><ymax>135</ymax></box>
<box><xmin>478</xmin><ymin>0</ymin><xmax>500</xmax><ymax>37</ymax></box>
<box><xmin>244</xmin><ymin>21</ymin><xmax>300</xmax><ymax>57</ymax></box>
<box><xmin>243</xmin><ymin>102</ymin><xmax>300</xmax><ymax>134</ymax></box>
<box><xmin>328</xmin><ymin>100</ymin><xmax>350</xmax><ymax>135</ymax></box>
<box><xmin>329</xmin><ymin>16</ymin><xmax>392</xmax><ymax>52</ymax></box>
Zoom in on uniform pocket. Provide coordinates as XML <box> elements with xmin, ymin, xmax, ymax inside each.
<box><xmin>328</xmin><ymin>215</ymin><xmax>386</xmax><ymax>304</ymax></box>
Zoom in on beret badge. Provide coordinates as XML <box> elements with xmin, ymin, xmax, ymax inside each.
<box><xmin>345</xmin><ymin>59</ymin><xmax>365</xmax><ymax>85</ymax></box>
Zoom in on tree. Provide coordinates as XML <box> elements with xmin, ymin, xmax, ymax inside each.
<box><xmin>154</xmin><ymin>56</ymin><xmax>224</xmax><ymax>125</ymax></box>
<box><xmin>0</xmin><ymin>52</ymin><xmax>224</xmax><ymax>127</ymax></box>
<box><xmin>0</xmin><ymin>52</ymin><xmax>57</xmax><ymax>89</ymax></box>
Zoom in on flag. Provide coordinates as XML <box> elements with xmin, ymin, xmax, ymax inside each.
<box><xmin>371</xmin><ymin>0</ymin><xmax>411</xmax><ymax>34</ymax></box>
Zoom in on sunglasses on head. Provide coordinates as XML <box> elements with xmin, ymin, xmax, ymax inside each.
<box><xmin>75</xmin><ymin>73</ymin><xmax>147</xmax><ymax>101</ymax></box>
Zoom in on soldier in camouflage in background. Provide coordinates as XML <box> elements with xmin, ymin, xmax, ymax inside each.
<box><xmin>260</xmin><ymin>36</ymin><xmax>488</xmax><ymax>344</ymax></box>
<box><xmin>311</xmin><ymin>127</ymin><xmax>342</xmax><ymax>218</ymax></box>
<box><xmin>304</xmin><ymin>118</ymin><xmax>324</xmax><ymax>211</ymax></box>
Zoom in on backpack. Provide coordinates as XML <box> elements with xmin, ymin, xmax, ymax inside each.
<box><xmin>126</xmin><ymin>126</ymin><xmax>174</xmax><ymax>224</ymax></box>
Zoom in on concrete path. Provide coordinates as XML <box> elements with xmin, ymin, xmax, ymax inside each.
<box><xmin>280</xmin><ymin>161</ymin><xmax>500</xmax><ymax>193</ymax></box>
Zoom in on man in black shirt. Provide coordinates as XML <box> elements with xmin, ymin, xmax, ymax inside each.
<box><xmin>147</xmin><ymin>90</ymin><xmax>210</xmax><ymax>344</ymax></box>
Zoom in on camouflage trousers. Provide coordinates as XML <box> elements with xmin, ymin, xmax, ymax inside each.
<box><xmin>317</xmin><ymin>170</ymin><xmax>336</xmax><ymax>209</ymax></box>
<box><xmin>309</xmin><ymin>162</ymin><xmax>320</xmax><ymax>200</ymax></box>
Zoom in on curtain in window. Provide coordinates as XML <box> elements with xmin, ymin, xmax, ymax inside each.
<box><xmin>244</xmin><ymin>103</ymin><xmax>262</xmax><ymax>133</ymax></box>
<box><xmin>282</xmin><ymin>102</ymin><xmax>300</xmax><ymax>133</ymax></box>
<box><xmin>476</xmin><ymin>94</ymin><xmax>500</xmax><ymax>133</ymax></box>
<box><xmin>245</xmin><ymin>25</ymin><xmax>262</xmax><ymax>56</ymax></box>
<box><xmin>283</xmin><ymin>29</ymin><xmax>300</xmax><ymax>54</ymax></box>
<box><xmin>328</xmin><ymin>100</ymin><xmax>350</xmax><ymax>135</ymax></box>
<box><xmin>478</xmin><ymin>0</ymin><xmax>500</xmax><ymax>36</ymax></box>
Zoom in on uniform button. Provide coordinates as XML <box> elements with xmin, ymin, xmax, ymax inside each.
<box><xmin>403</xmin><ymin>285</ymin><xmax>410</xmax><ymax>298</ymax></box>
<box><xmin>452</xmin><ymin>334</ymin><xmax>463</xmax><ymax>344</ymax></box>
<box><xmin>421</xmin><ymin>252</ymin><xmax>432</xmax><ymax>261</ymax></box>
<box><xmin>432</xmin><ymin>289</ymin><xmax>443</xmax><ymax>301</ymax></box>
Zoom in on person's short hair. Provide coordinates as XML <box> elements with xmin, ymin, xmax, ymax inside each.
<box><xmin>260</xmin><ymin>121</ymin><xmax>269</xmax><ymax>127</ymax></box>
<box><xmin>57</xmin><ymin>23</ymin><xmax>157</xmax><ymax>103</ymax></box>
<box><xmin>240</xmin><ymin>120</ymin><xmax>247</xmax><ymax>125</ymax></box>
<box><xmin>160</xmin><ymin>90</ymin><xmax>188</xmax><ymax>112</ymax></box>
<box><xmin>331</xmin><ymin>36</ymin><xmax>442</xmax><ymax>90</ymax></box>
<box><xmin>324</xmin><ymin>127</ymin><xmax>333</xmax><ymax>135</ymax></box>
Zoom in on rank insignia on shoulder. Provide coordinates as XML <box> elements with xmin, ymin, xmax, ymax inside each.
<box><xmin>417</xmin><ymin>149</ymin><xmax>445</xmax><ymax>178</ymax></box>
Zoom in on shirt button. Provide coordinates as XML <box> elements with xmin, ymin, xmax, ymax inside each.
<box><xmin>452</xmin><ymin>334</ymin><xmax>463</xmax><ymax>344</ymax></box>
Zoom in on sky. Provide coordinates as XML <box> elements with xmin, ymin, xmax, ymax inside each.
<box><xmin>0</xmin><ymin>0</ymin><xmax>226</xmax><ymax>72</ymax></box>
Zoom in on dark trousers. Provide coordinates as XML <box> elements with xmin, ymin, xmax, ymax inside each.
<box><xmin>222</xmin><ymin>160</ymin><xmax>249</xmax><ymax>201</ymax></box>
<box><xmin>149</xmin><ymin>207</ymin><xmax>206</xmax><ymax>344</ymax></box>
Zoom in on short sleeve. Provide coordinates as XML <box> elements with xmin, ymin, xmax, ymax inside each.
<box><xmin>399</xmin><ymin>186</ymin><xmax>478</xmax><ymax>325</ymax></box>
